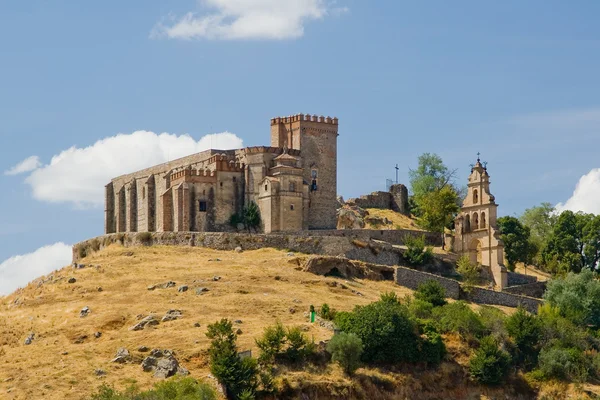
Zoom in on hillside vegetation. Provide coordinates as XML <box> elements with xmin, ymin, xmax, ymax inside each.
<box><xmin>0</xmin><ymin>245</ymin><xmax>595</xmax><ymax>399</ymax></box>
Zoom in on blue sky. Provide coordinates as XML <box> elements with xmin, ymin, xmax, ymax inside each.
<box><xmin>1</xmin><ymin>0</ymin><xmax>599</xmax><ymax>293</ymax></box>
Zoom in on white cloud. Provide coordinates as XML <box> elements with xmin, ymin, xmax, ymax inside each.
<box><xmin>18</xmin><ymin>131</ymin><xmax>243</xmax><ymax>208</ymax></box>
<box><xmin>151</xmin><ymin>0</ymin><xmax>343</xmax><ymax>40</ymax></box>
<box><xmin>555</xmin><ymin>168</ymin><xmax>600</xmax><ymax>215</ymax></box>
<box><xmin>4</xmin><ymin>156</ymin><xmax>41</xmax><ymax>176</ymax></box>
<box><xmin>0</xmin><ymin>243</ymin><xmax>72</xmax><ymax>296</ymax></box>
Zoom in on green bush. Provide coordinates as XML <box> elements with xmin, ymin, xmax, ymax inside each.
<box><xmin>284</xmin><ymin>326</ymin><xmax>315</xmax><ymax>363</ymax></box>
<box><xmin>537</xmin><ymin>346</ymin><xmax>590</xmax><ymax>382</ymax></box>
<box><xmin>404</xmin><ymin>234</ymin><xmax>434</xmax><ymax>266</ymax></box>
<box><xmin>206</xmin><ymin>319</ymin><xmax>258</xmax><ymax>399</ymax></box>
<box><xmin>543</xmin><ymin>269</ymin><xmax>600</xmax><ymax>329</ymax></box>
<box><xmin>334</xmin><ymin>299</ymin><xmax>420</xmax><ymax>364</ymax></box>
<box><xmin>419</xmin><ymin>323</ymin><xmax>446</xmax><ymax>365</ymax></box>
<box><xmin>379</xmin><ymin>291</ymin><xmax>399</xmax><ymax>304</ymax></box>
<box><xmin>90</xmin><ymin>377</ymin><xmax>216</xmax><ymax>400</ymax></box>
<box><xmin>255</xmin><ymin>322</ymin><xmax>286</xmax><ymax>365</ymax></box>
<box><xmin>433</xmin><ymin>301</ymin><xmax>485</xmax><ymax>339</ymax></box>
<box><xmin>319</xmin><ymin>303</ymin><xmax>337</xmax><ymax>321</ymax></box>
<box><xmin>407</xmin><ymin>297</ymin><xmax>434</xmax><ymax>320</ymax></box>
<box><xmin>456</xmin><ymin>255</ymin><xmax>481</xmax><ymax>287</ymax></box>
<box><xmin>414</xmin><ymin>280</ymin><xmax>447</xmax><ymax>307</ymax></box>
<box><xmin>505</xmin><ymin>307</ymin><xmax>541</xmax><ymax>368</ymax></box>
<box><xmin>327</xmin><ymin>332</ymin><xmax>364</xmax><ymax>375</ymax></box>
<box><xmin>469</xmin><ymin>336</ymin><xmax>511</xmax><ymax>385</ymax></box>
<box><xmin>537</xmin><ymin>304</ymin><xmax>589</xmax><ymax>350</ymax></box>
<box><xmin>478</xmin><ymin>306</ymin><xmax>507</xmax><ymax>340</ymax></box>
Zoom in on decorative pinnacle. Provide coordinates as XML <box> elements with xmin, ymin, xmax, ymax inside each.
<box><xmin>477</xmin><ymin>152</ymin><xmax>481</xmax><ymax>162</ymax></box>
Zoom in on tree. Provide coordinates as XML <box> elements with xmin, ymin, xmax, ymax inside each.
<box><xmin>541</xmin><ymin>211</ymin><xmax>600</xmax><ymax>273</ymax></box>
<box><xmin>243</xmin><ymin>202</ymin><xmax>262</xmax><ymax>233</ymax></box>
<box><xmin>505</xmin><ymin>307</ymin><xmax>542</xmax><ymax>368</ymax></box>
<box><xmin>409</xmin><ymin>153</ymin><xmax>457</xmax><ymax>199</ymax></box>
<box><xmin>543</xmin><ymin>269</ymin><xmax>600</xmax><ymax>329</ymax></box>
<box><xmin>520</xmin><ymin>203</ymin><xmax>557</xmax><ymax>249</ymax></box>
<box><xmin>456</xmin><ymin>255</ymin><xmax>481</xmax><ymax>288</ymax></box>
<box><xmin>498</xmin><ymin>216</ymin><xmax>534</xmax><ymax>271</ymax></box>
<box><xmin>416</xmin><ymin>186</ymin><xmax>460</xmax><ymax>242</ymax></box>
<box><xmin>206</xmin><ymin>319</ymin><xmax>258</xmax><ymax>399</ymax></box>
<box><xmin>414</xmin><ymin>280</ymin><xmax>447</xmax><ymax>307</ymax></box>
<box><xmin>327</xmin><ymin>332</ymin><xmax>364</xmax><ymax>375</ymax></box>
<box><xmin>469</xmin><ymin>336</ymin><xmax>511</xmax><ymax>385</ymax></box>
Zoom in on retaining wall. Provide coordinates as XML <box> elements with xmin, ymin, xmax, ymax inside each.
<box><xmin>464</xmin><ymin>287</ymin><xmax>543</xmax><ymax>314</ymax></box>
<box><xmin>287</xmin><ymin>229</ymin><xmax>441</xmax><ymax>246</ymax></box>
<box><xmin>507</xmin><ymin>271</ymin><xmax>538</xmax><ymax>286</ymax></box>
<box><xmin>503</xmin><ymin>281</ymin><xmax>547</xmax><ymax>299</ymax></box>
<box><xmin>394</xmin><ymin>267</ymin><xmax>461</xmax><ymax>299</ymax></box>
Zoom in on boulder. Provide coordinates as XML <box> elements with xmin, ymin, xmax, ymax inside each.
<box><xmin>130</xmin><ymin>315</ymin><xmax>159</xmax><ymax>331</ymax></box>
<box><xmin>234</xmin><ymin>246</ymin><xmax>243</xmax><ymax>253</ymax></box>
<box><xmin>68</xmin><ymin>277</ymin><xmax>77</xmax><ymax>284</ymax></box>
<box><xmin>336</xmin><ymin>205</ymin><xmax>366</xmax><ymax>230</ymax></box>
<box><xmin>79</xmin><ymin>306</ymin><xmax>90</xmax><ymax>318</ymax></box>
<box><xmin>195</xmin><ymin>287</ymin><xmax>209</xmax><ymax>295</ymax></box>
<box><xmin>24</xmin><ymin>333</ymin><xmax>34</xmax><ymax>345</ymax></box>
<box><xmin>177</xmin><ymin>285</ymin><xmax>188</xmax><ymax>293</ymax></box>
<box><xmin>161</xmin><ymin>309</ymin><xmax>183</xmax><ymax>322</ymax></box>
<box><xmin>111</xmin><ymin>348</ymin><xmax>131</xmax><ymax>363</ymax></box>
<box><xmin>141</xmin><ymin>349</ymin><xmax>188</xmax><ymax>379</ymax></box>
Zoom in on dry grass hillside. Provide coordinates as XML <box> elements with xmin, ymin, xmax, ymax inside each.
<box><xmin>363</xmin><ymin>208</ymin><xmax>422</xmax><ymax>231</ymax></box>
<box><xmin>0</xmin><ymin>245</ymin><xmax>592</xmax><ymax>400</ymax></box>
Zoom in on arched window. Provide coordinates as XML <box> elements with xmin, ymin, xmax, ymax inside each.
<box><xmin>289</xmin><ymin>182</ymin><xmax>296</xmax><ymax>192</ymax></box>
<box><xmin>473</xmin><ymin>212</ymin><xmax>479</xmax><ymax>230</ymax></box>
<box><xmin>473</xmin><ymin>189</ymin><xmax>478</xmax><ymax>204</ymax></box>
<box><xmin>464</xmin><ymin>214</ymin><xmax>471</xmax><ymax>232</ymax></box>
<box><xmin>481</xmin><ymin>212</ymin><xmax>486</xmax><ymax>228</ymax></box>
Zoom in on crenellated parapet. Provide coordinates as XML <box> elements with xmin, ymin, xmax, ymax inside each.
<box><xmin>271</xmin><ymin>113</ymin><xmax>338</xmax><ymax>125</ymax></box>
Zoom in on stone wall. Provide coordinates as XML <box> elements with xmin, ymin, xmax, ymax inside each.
<box><xmin>390</xmin><ymin>184</ymin><xmax>409</xmax><ymax>215</ymax></box>
<box><xmin>394</xmin><ymin>267</ymin><xmax>461</xmax><ymax>299</ymax></box>
<box><xmin>507</xmin><ymin>271</ymin><xmax>538</xmax><ymax>286</ymax></box>
<box><xmin>350</xmin><ymin>191</ymin><xmax>392</xmax><ymax>210</ymax></box>
<box><xmin>503</xmin><ymin>282</ymin><xmax>547</xmax><ymax>299</ymax></box>
<box><xmin>290</xmin><ymin>229</ymin><xmax>442</xmax><ymax>246</ymax></box>
<box><xmin>464</xmin><ymin>287</ymin><xmax>542</xmax><ymax>314</ymax></box>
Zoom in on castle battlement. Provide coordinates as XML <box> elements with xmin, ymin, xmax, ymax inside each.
<box><xmin>270</xmin><ymin>113</ymin><xmax>338</xmax><ymax>126</ymax></box>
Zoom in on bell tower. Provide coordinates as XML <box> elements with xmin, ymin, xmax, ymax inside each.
<box><xmin>454</xmin><ymin>155</ymin><xmax>507</xmax><ymax>289</ymax></box>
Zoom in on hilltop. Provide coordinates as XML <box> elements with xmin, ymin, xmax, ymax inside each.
<box><xmin>1</xmin><ymin>243</ymin><xmax>595</xmax><ymax>399</ymax></box>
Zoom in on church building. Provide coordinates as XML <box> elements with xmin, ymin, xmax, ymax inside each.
<box><xmin>104</xmin><ymin>114</ymin><xmax>339</xmax><ymax>234</ymax></box>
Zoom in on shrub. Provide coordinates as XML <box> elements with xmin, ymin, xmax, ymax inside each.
<box><xmin>284</xmin><ymin>326</ymin><xmax>315</xmax><ymax>363</ymax></box>
<box><xmin>456</xmin><ymin>255</ymin><xmax>481</xmax><ymax>287</ymax></box>
<box><xmin>414</xmin><ymin>280</ymin><xmax>447</xmax><ymax>307</ymax></box>
<box><xmin>537</xmin><ymin>304</ymin><xmax>589</xmax><ymax>350</ymax></box>
<box><xmin>505</xmin><ymin>307</ymin><xmax>541</xmax><ymax>368</ymax></box>
<box><xmin>537</xmin><ymin>346</ymin><xmax>590</xmax><ymax>382</ymax></box>
<box><xmin>419</xmin><ymin>323</ymin><xmax>446</xmax><ymax>365</ymax></box>
<box><xmin>379</xmin><ymin>291</ymin><xmax>399</xmax><ymax>304</ymax></box>
<box><xmin>478</xmin><ymin>306</ymin><xmax>507</xmax><ymax>340</ymax></box>
<box><xmin>327</xmin><ymin>332</ymin><xmax>364</xmax><ymax>375</ymax></box>
<box><xmin>90</xmin><ymin>377</ymin><xmax>216</xmax><ymax>400</ymax></box>
<box><xmin>137</xmin><ymin>232</ymin><xmax>153</xmax><ymax>245</ymax></box>
<box><xmin>319</xmin><ymin>303</ymin><xmax>337</xmax><ymax>321</ymax></box>
<box><xmin>334</xmin><ymin>299</ymin><xmax>420</xmax><ymax>364</ymax></box>
<box><xmin>407</xmin><ymin>297</ymin><xmax>434</xmax><ymax>320</ymax></box>
<box><xmin>434</xmin><ymin>301</ymin><xmax>485</xmax><ymax>339</ymax></box>
<box><xmin>77</xmin><ymin>245</ymin><xmax>87</xmax><ymax>259</ymax></box>
<box><xmin>404</xmin><ymin>234</ymin><xmax>434</xmax><ymax>266</ymax></box>
<box><xmin>469</xmin><ymin>336</ymin><xmax>511</xmax><ymax>385</ymax></box>
<box><xmin>206</xmin><ymin>319</ymin><xmax>258</xmax><ymax>399</ymax></box>
<box><xmin>544</xmin><ymin>269</ymin><xmax>600</xmax><ymax>329</ymax></box>
<box><xmin>255</xmin><ymin>322</ymin><xmax>286</xmax><ymax>365</ymax></box>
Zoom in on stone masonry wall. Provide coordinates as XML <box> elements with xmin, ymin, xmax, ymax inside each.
<box><xmin>464</xmin><ymin>287</ymin><xmax>542</xmax><ymax>314</ymax></box>
<box><xmin>503</xmin><ymin>281</ymin><xmax>547</xmax><ymax>299</ymax></box>
<box><xmin>394</xmin><ymin>268</ymin><xmax>461</xmax><ymax>299</ymax></box>
<box><xmin>507</xmin><ymin>271</ymin><xmax>538</xmax><ymax>286</ymax></box>
<box><xmin>350</xmin><ymin>191</ymin><xmax>392</xmax><ymax>210</ymax></box>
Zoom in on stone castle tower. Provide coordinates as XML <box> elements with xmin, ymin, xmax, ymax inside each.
<box><xmin>454</xmin><ymin>157</ymin><xmax>507</xmax><ymax>289</ymax></box>
<box><xmin>104</xmin><ymin>113</ymin><xmax>338</xmax><ymax>235</ymax></box>
<box><xmin>270</xmin><ymin>114</ymin><xmax>338</xmax><ymax>229</ymax></box>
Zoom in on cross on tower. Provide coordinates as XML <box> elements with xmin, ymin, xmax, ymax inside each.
<box><xmin>477</xmin><ymin>152</ymin><xmax>481</xmax><ymax>162</ymax></box>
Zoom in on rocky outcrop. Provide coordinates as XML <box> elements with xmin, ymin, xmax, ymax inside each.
<box><xmin>302</xmin><ymin>256</ymin><xmax>395</xmax><ymax>281</ymax></box>
<box><xmin>336</xmin><ymin>205</ymin><xmax>367</xmax><ymax>230</ymax></box>
<box><xmin>141</xmin><ymin>349</ymin><xmax>189</xmax><ymax>379</ymax></box>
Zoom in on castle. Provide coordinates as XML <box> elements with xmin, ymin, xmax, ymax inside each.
<box><xmin>104</xmin><ymin>114</ymin><xmax>338</xmax><ymax>234</ymax></box>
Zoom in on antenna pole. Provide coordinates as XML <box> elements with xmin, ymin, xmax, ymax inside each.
<box><xmin>395</xmin><ymin>164</ymin><xmax>399</xmax><ymax>184</ymax></box>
